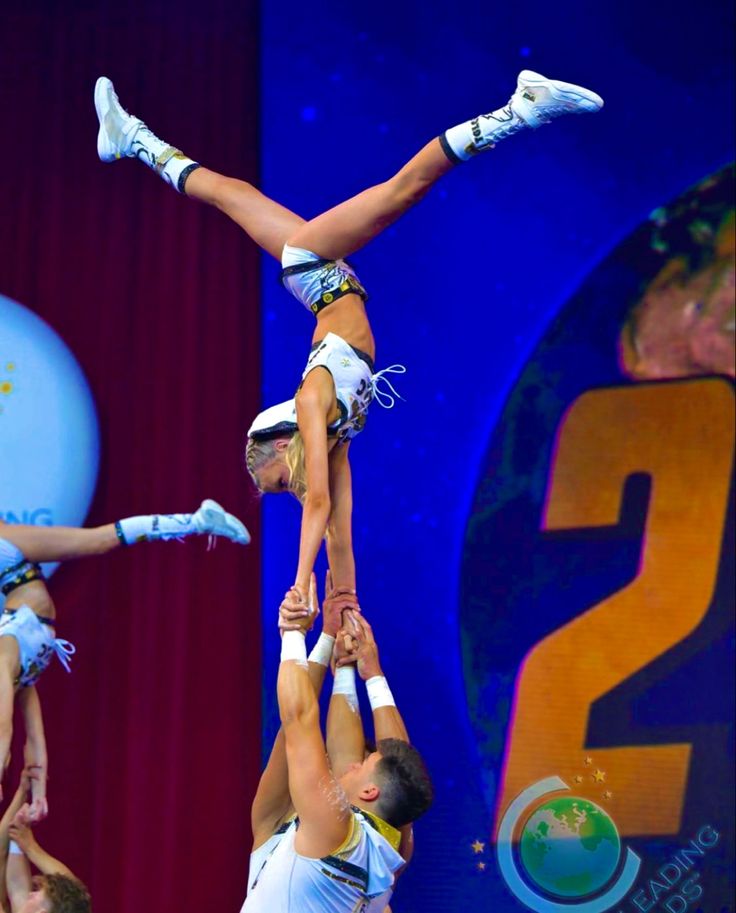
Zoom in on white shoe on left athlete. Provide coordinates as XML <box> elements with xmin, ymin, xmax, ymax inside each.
<box><xmin>94</xmin><ymin>76</ymin><xmax>143</xmax><ymax>162</ymax></box>
<box><xmin>510</xmin><ymin>70</ymin><xmax>604</xmax><ymax>128</ymax></box>
<box><xmin>193</xmin><ymin>499</ymin><xmax>251</xmax><ymax>545</ymax></box>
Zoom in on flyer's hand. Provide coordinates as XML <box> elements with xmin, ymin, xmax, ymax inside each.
<box><xmin>22</xmin><ymin>764</ymin><xmax>48</xmax><ymax>822</ymax></box>
<box><xmin>27</xmin><ymin>795</ymin><xmax>48</xmax><ymax>824</ymax></box>
<box><xmin>322</xmin><ymin>569</ymin><xmax>360</xmax><ymax>637</ymax></box>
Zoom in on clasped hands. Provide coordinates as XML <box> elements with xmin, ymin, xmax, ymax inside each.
<box><xmin>278</xmin><ymin>572</ymin><xmax>382</xmax><ymax>679</ymax></box>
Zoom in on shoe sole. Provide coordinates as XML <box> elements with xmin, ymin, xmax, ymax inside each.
<box><xmin>95</xmin><ymin>76</ymin><xmax>115</xmax><ymax>161</ymax></box>
<box><xmin>518</xmin><ymin>69</ymin><xmax>604</xmax><ymax>112</ymax></box>
<box><xmin>198</xmin><ymin>499</ymin><xmax>251</xmax><ymax>545</ymax></box>
<box><xmin>95</xmin><ymin>76</ymin><xmax>128</xmax><ymax>162</ymax></box>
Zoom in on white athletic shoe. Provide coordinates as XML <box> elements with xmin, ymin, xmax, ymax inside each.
<box><xmin>192</xmin><ymin>499</ymin><xmax>251</xmax><ymax>546</ymax></box>
<box><xmin>510</xmin><ymin>70</ymin><xmax>604</xmax><ymax>128</ymax></box>
<box><xmin>94</xmin><ymin>76</ymin><xmax>142</xmax><ymax>162</ymax></box>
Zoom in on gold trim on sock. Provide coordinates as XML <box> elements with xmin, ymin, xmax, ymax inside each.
<box><xmin>154</xmin><ymin>146</ymin><xmax>184</xmax><ymax>175</ymax></box>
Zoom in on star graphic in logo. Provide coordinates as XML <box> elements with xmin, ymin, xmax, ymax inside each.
<box><xmin>593</xmin><ymin>769</ymin><xmax>607</xmax><ymax>783</ymax></box>
<box><xmin>584</xmin><ymin>756</ymin><xmax>594</xmax><ymax>766</ymax></box>
<box><xmin>471</xmin><ymin>840</ymin><xmax>485</xmax><ymax>854</ymax></box>
<box><xmin>477</xmin><ymin>861</ymin><xmax>487</xmax><ymax>872</ymax></box>
<box><xmin>603</xmin><ymin>790</ymin><xmax>613</xmax><ymax>800</ymax></box>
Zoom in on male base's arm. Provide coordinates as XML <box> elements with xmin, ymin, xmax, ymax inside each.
<box><xmin>8</xmin><ymin>811</ymin><xmax>75</xmax><ymax>879</ymax></box>
<box><xmin>279</xmin><ymin>629</ymin><xmax>352</xmax><ymax>858</ymax></box>
<box><xmin>251</xmin><ymin>577</ymin><xmax>332</xmax><ymax>848</ymax></box>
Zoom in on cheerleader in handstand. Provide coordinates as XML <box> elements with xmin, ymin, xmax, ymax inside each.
<box><xmin>0</xmin><ymin>499</ymin><xmax>248</xmax><ymax>802</ymax></box>
<box><xmin>94</xmin><ymin>70</ymin><xmax>603</xmax><ymax>605</ymax></box>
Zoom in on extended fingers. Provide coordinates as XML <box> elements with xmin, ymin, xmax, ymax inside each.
<box><xmin>350</xmin><ymin>611</ymin><xmax>374</xmax><ymax>638</ymax></box>
<box><xmin>280</xmin><ymin>603</ymin><xmax>310</xmax><ymax>620</ymax></box>
<box><xmin>342</xmin><ymin>609</ymin><xmax>362</xmax><ymax>633</ymax></box>
<box><xmin>278</xmin><ymin>593</ymin><xmax>312</xmax><ymax>633</ymax></box>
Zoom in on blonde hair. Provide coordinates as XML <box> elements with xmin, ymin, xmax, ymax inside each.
<box><xmin>245</xmin><ymin>437</ymin><xmax>280</xmax><ymax>484</ymax></box>
<box><xmin>245</xmin><ymin>432</ymin><xmax>307</xmax><ymax>503</ymax></box>
<box><xmin>284</xmin><ymin>432</ymin><xmax>307</xmax><ymax>503</ymax></box>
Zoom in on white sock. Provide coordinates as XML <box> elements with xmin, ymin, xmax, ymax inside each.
<box><xmin>440</xmin><ymin>103</ymin><xmax>526</xmax><ymax>163</ymax></box>
<box><xmin>115</xmin><ymin>513</ymin><xmax>198</xmax><ymax>545</ymax></box>
<box><xmin>130</xmin><ymin>124</ymin><xmax>200</xmax><ymax>193</ymax></box>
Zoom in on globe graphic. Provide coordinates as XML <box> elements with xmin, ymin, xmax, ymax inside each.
<box><xmin>0</xmin><ymin>293</ymin><xmax>99</xmax><ymax>604</ymax></box>
<box><xmin>520</xmin><ymin>796</ymin><xmax>621</xmax><ymax>899</ymax></box>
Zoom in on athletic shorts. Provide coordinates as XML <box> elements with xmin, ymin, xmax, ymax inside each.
<box><xmin>0</xmin><ymin>604</ymin><xmax>75</xmax><ymax>688</ymax></box>
<box><xmin>280</xmin><ymin>244</ymin><xmax>368</xmax><ymax>315</ymax></box>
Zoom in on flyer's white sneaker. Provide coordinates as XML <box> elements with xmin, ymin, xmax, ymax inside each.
<box><xmin>510</xmin><ymin>70</ymin><xmax>604</xmax><ymax>128</ymax></box>
<box><xmin>192</xmin><ymin>499</ymin><xmax>251</xmax><ymax>546</ymax></box>
<box><xmin>94</xmin><ymin>76</ymin><xmax>142</xmax><ymax>162</ymax></box>
<box><xmin>442</xmin><ymin>70</ymin><xmax>604</xmax><ymax>160</ymax></box>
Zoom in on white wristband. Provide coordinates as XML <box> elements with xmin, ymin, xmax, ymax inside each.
<box><xmin>308</xmin><ymin>632</ymin><xmax>335</xmax><ymax>667</ymax></box>
<box><xmin>8</xmin><ymin>840</ymin><xmax>24</xmax><ymax>856</ymax></box>
<box><xmin>333</xmin><ymin>664</ymin><xmax>359</xmax><ymax>711</ymax></box>
<box><xmin>366</xmin><ymin>675</ymin><xmax>396</xmax><ymax>711</ymax></box>
<box><xmin>280</xmin><ymin>630</ymin><xmax>307</xmax><ymax>665</ymax></box>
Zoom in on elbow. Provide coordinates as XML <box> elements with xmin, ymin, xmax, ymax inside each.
<box><xmin>280</xmin><ymin>699</ymin><xmax>319</xmax><ymax>730</ymax></box>
<box><xmin>304</xmin><ymin>491</ymin><xmax>331</xmax><ymax>517</ymax></box>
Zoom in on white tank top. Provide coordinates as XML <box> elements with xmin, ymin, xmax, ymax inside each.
<box><xmin>246</xmin><ymin>333</ymin><xmax>405</xmax><ymax>444</ymax></box>
<box><xmin>241</xmin><ymin>811</ymin><xmax>405</xmax><ymax>913</ymax></box>
<box><xmin>301</xmin><ymin>333</ymin><xmax>376</xmax><ymax>441</ymax></box>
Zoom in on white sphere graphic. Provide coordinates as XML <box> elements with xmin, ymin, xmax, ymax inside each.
<box><xmin>0</xmin><ymin>293</ymin><xmax>100</xmax><ymax>600</ymax></box>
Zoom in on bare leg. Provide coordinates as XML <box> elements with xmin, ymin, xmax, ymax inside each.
<box><xmin>287</xmin><ymin>138</ymin><xmax>454</xmax><ymax>261</ymax></box>
<box><xmin>184</xmin><ymin>168</ymin><xmax>306</xmax><ymax>261</ymax></box>
<box><xmin>0</xmin><ymin>524</ymin><xmax>119</xmax><ymax>564</ymax></box>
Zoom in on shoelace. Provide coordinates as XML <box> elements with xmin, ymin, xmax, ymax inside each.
<box><xmin>370</xmin><ymin>364</ymin><xmax>407</xmax><ymax>409</ymax></box>
<box><xmin>52</xmin><ymin>639</ymin><xmax>76</xmax><ymax>674</ymax></box>
<box><xmin>479</xmin><ymin>106</ymin><xmax>528</xmax><ymax>143</ymax></box>
<box><xmin>492</xmin><ymin>119</ymin><xmax>528</xmax><ymax>140</ymax></box>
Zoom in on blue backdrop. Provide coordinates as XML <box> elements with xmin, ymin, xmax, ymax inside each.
<box><xmin>258</xmin><ymin>3</ymin><xmax>734</xmax><ymax>910</ymax></box>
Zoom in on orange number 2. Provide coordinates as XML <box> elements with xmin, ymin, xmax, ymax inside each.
<box><xmin>495</xmin><ymin>379</ymin><xmax>734</xmax><ymax>837</ymax></box>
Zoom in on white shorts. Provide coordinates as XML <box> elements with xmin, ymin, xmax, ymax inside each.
<box><xmin>280</xmin><ymin>244</ymin><xmax>368</xmax><ymax>315</ymax></box>
<box><xmin>0</xmin><ymin>604</ymin><xmax>75</xmax><ymax>687</ymax></box>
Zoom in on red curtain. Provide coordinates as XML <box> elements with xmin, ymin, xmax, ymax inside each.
<box><xmin>0</xmin><ymin>4</ymin><xmax>261</xmax><ymax>911</ymax></box>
